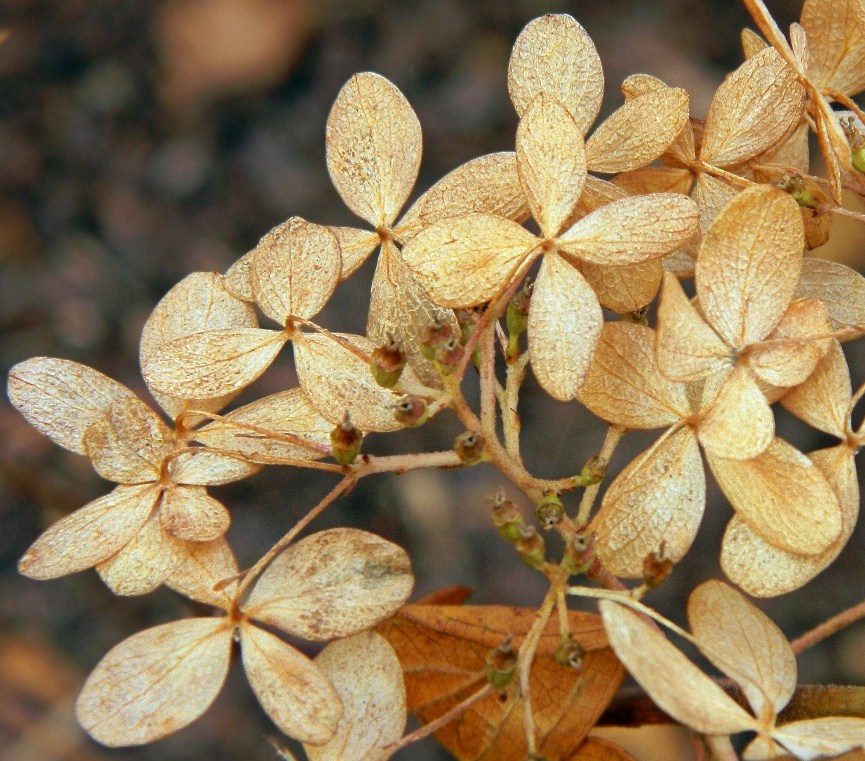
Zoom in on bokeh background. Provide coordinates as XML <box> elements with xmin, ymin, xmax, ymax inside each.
<box><xmin>3</xmin><ymin>0</ymin><xmax>865</xmax><ymax>759</ymax></box>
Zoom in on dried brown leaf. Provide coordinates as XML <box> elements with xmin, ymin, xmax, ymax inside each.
<box><xmin>244</xmin><ymin>528</ymin><xmax>413</xmax><ymax>640</ymax></box>
<box><xmin>508</xmin><ymin>14</ymin><xmax>604</xmax><ymax>134</ymax></box>
<box><xmin>159</xmin><ymin>485</ymin><xmax>230</xmax><ymax>542</ymax></box>
<box><xmin>76</xmin><ymin>617</ymin><xmax>233</xmax><ymax>746</ymax></box>
<box><xmin>795</xmin><ymin>258</ymin><xmax>865</xmax><ymax>336</ymax></box>
<box><xmin>326</xmin><ymin>72</ymin><xmax>421</xmax><ymax>227</ymax></box>
<box><xmin>781</xmin><ymin>340</ymin><xmax>850</xmax><ymax>438</ymax></box>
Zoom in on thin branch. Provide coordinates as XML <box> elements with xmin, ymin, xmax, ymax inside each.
<box><xmin>791</xmin><ymin>598</ymin><xmax>865</xmax><ymax>654</ymax></box>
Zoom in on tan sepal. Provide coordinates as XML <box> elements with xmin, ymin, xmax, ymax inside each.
<box><xmin>721</xmin><ymin>445</ymin><xmax>858</xmax><ymax>597</ymax></box>
<box><xmin>516</xmin><ymin>93</ymin><xmax>586</xmax><ymax>237</ymax></box>
<box><xmin>579</xmin><ymin>174</ymin><xmax>628</xmax><ymax>212</ymax></box>
<box><xmin>527</xmin><ymin>253</ymin><xmax>602</xmax><ymax>401</ymax></box>
<box><xmin>613</xmin><ymin>166</ymin><xmax>694</xmax><ymax>196</ymax></box>
<box><xmin>692</xmin><ymin>173</ymin><xmax>740</xmax><ymax>236</ymax></box>
<box><xmin>579</xmin><ymin>321</ymin><xmax>690</xmax><ymax>429</ymax></box>
<box><xmin>18</xmin><ymin>483</ymin><xmax>159</xmax><ymax>580</ymax></box>
<box><xmin>559</xmin><ymin>193</ymin><xmax>698</xmax><ymax>266</ymax></box>
<box><xmin>159</xmin><ymin>485</ymin><xmax>229</xmax><ymax>542</ymax></box>
<box><xmin>97</xmin><ymin>511</ymin><xmax>188</xmax><ymax>595</ymax></box>
<box><xmin>742</xmin><ymin>735</ymin><xmax>787</xmax><ymax>761</ymax></box>
<box><xmin>756</xmin><ymin>121</ymin><xmax>810</xmax><ymax>173</ymax></box>
<box><xmin>507</xmin><ymin>13</ymin><xmax>603</xmax><ymax>133</ymax></box>
<box><xmin>801</xmin><ymin>0</ymin><xmax>865</xmax><ymax>94</ymax></box>
<box><xmin>706</xmin><ymin>437</ymin><xmax>842</xmax><ymax>555</ymax></box>
<box><xmin>748</xmin><ymin>298</ymin><xmax>832</xmax><ymax>388</ymax></box>
<box><xmin>326</xmin><ymin>72</ymin><xmax>421</xmax><ymax>227</ymax></box>
<box><xmin>244</xmin><ymin>528</ymin><xmax>413</xmax><ymax>641</ymax></box>
<box><xmin>688</xmin><ymin>580</ymin><xmax>796</xmax><ymax>720</ymax></box>
<box><xmin>586</xmin><ymin>87</ymin><xmax>689</xmax><ymax>174</ymax></box>
<box><xmin>239</xmin><ymin>621</ymin><xmax>341</xmax><ymax>744</ymax></box>
<box><xmin>620</xmin><ymin>72</ymin><xmax>667</xmax><ymax>98</ymax></box>
<box><xmin>697</xmin><ymin>364</ymin><xmax>774</xmax><ymax>460</ymax></box>
<box><xmin>367</xmin><ymin>239</ymin><xmax>456</xmax><ymax>387</ymax></box>
<box><xmin>593</xmin><ymin>427</ymin><xmax>704</xmax><ymax>577</ymax></box>
<box><xmin>168</xmin><ymin>446</ymin><xmax>258</xmax><ymax>485</ymax></box>
<box><xmin>305</xmin><ymin>631</ymin><xmax>406</xmax><ymax>761</ymax></box>
<box><xmin>655</xmin><ymin>272</ymin><xmax>730</xmax><ymax>382</ymax></box>
<box><xmin>579</xmin><ymin>258</ymin><xmax>663</xmax><ymax>314</ymax></box>
<box><xmin>781</xmin><ymin>341</ymin><xmax>850</xmax><ymax>438</ymax></box>
<box><xmin>193</xmin><ymin>388</ymin><xmax>333</xmax><ymax>463</ymax></box>
<box><xmin>75</xmin><ymin>617</ymin><xmax>233</xmax><ymax>746</ymax></box>
<box><xmin>142</xmin><ymin>327</ymin><xmax>287</xmax><ymax>400</ymax></box>
<box><xmin>165</xmin><ymin>537</ymin><xmax>239</xmax><ymax>609</ymax></box>
<box><xmin>795</xmin><ymin>257</ymin><xmax>865</xmax><ymax>337</ymax></box>
<box><xmin>140</xmin><ymin>272</ymin><xmax>258</xmax><ymax>420</ymax></box>
<box><xmin>294</xmin><ymin>332</ymin><xmax>433</xmax><ymax>432</ymax></box>
<box><xmin>771</xmin><ymin>716</ymin><xmax>865</xmax><ymax>759</ymax></box>
<box><xmin>696</xmin><ymin>185</ymin><xmax>804</xmax><ymax>349</ymax></box>
<box><xmin>741</xmin><ymin>27</ymin><xmax>769</xmax><ymax>58</ymax></box>
<box><xmin>700</xmin><ymin>47</ymin><xmax>804</xmax><ymax>167</ymax></box>
<box><xmin>330</xmin><ymin>226</ymin><xmax>380</xmax><ymax>280</ymax></box>
<box><xmin>399</xmin><ymin>212</ymin><xmax>538</xmax><ymax>307</ymax></box>
<box><xmin>398</xmin><ymin>152</ymin><xmax>530</xmax><ymax>237</ymax></box>
<box><xmin>599</xmin><ymin>601</ymin><xmax>758</xmax><ymax>735</ymax></box>
<box><xmin>224</xmin><ymin>248</ymin><xmax>256</xmax><ymax>301</ymax></box>
<box><xmin>7</xmin><ymin>357</ymin><xmax>138</xmax><ymax>455</ymax></box>
<box><xmin>251</xmin><ymin>217</ymin><xmax>341</xmax><ymax>323</ymax></box>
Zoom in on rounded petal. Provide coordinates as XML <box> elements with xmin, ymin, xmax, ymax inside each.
<box><xmin>159</xmin><ymin>485</ymin><xmax>230</xmax><ymax>542</ymax></box>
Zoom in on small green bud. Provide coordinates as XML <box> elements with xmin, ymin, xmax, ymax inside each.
<box><xmin>491</xmin><ymin>491</ymin><xmax>524</xmax><ymax>541</ymax></box>
<box><xmin>419</xmin><ymin>317</ymin><xmax>454</xmax><ymax>360</ymax></box>
<box><xmin>580</xmin><ymin>455</ymin><xmax>606</xmax><ymax>486</ymax></box>
<box><xmin>329</xmin><ymin>411</ymin><xmax>362</xmax><ymax>465</ymax></box>
<box><xmin>506</xmin><ymin>278</ymin><xmax>533</xmax><ymax>339</ymax></box>
<box><xmin>854</xmin><ymin>146</ymin><xmax>865</xmax><ymax>174</ymax></box>
<box><xmin>515</xmin><ymin>524</ymin><xmax>546</xmax><ymax>570</ymax></box>
<box><xmin>370</xmin><ymin>333</ymin><xmax>406</xmax><ymax>387</ymax></box>
<box><xmin>393</xmin><ymin>395</ymin><xmax>427</xmax><ymax>427</ymax></box>
<box><xmin>643</xmin><ymin>544</ymin><xmax>674</xmax><ymax>588</ymax></box>
<box><xmin>435</xmin><ymin>336</ymin><xmax>465</xmax><ymax>373</ymax></box>
<box><xmin>563</xmin><ymin>533</ymin><xmax>595</xmax><ymax>576</ymax></box>
<box><xmin>777</xmin><ymin>175</ymin><xmax>822</xmax><ymax>209</ymax></box>
<box><xmin>485</xmin><ymin>636</ymin><xmax>517</xmax><ymax>689</ymax></box>
<box><xmin>555</xmin><ymin>636</ymin><xmax>586</xmax><ymax>671</ymax></box>
<box><xmin>454</xmin><ymin>430</ymin><xmax>485</xmax><ymax>463</ymax></box>
<box><xmin>535</xmin><ymin>493</ymin><xmax>564</xmax><ymax>531</ymax></box>
<box><xmin>455</xmin><ymin>306</ymin><xmax>481</xmax><ymax>345</ymax></box>
<box><xmin>840</xmin><ymin>113</ymin><xmax>865</xmax><ymax>173</ymax></box>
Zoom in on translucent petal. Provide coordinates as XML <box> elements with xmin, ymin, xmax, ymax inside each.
<box><xmin>773</xmin><ymin>717</ymin><xmax>865</xmax><ymax>760</ymax></box>
<box><xmin>578</xmin><ymin>259</ymin><xmax>664</xmax><ymax>314</ymax></box>
<box><xmin>244</xmin><ymin>528</ymin><xmax>413</xmax><ymax>640</ymax></box>
<box><xmin>331</xmin><ymin>226</ymin><xmax>380</xmax><ymax>280</ymax></box>
<box><xmin>508</xmin><ymin>14</ymin><xmax>603</xmax><ymax>133</ymax></box>
<box><xmin>168</xmin><ymin>447</ymin><xmax>258</xmax><ymax>485</ymax></box>
<box><xmin>527</xmin><ymin>253</ymin><xmax>602</xmax><ymax>401</ymax></box>
<box><xmin>165</xmin><ymin>537</ymin><xmax>239</xmax><ymax>609</ymax></box>
<box><xmin>692</xmin><ymin>173</ymin><xmax>740</xmax><ymax>236</ymax></box>
<box><xmin>159</xmin><ymin>485</ymin><xmax>230</xmax><ymax>542</ymax></box>
<box><xmin>326</xmin><ymin>72</ymin><xmax>421</xmax><ymax>227</ymax></box>
<box><xmin>801</xmin><ymin>0</ymin><xmax>865</xmax><ymax>94</ymax></box>
<box><xmin>223</xmin><ymin>248</ymin><xmax>256</xmax><ymax>301</ymax></box>
<box><xmin>76</xmin><ymin>618</ymin><xmax>233</xmax><ymax>746</ymax></box>
<box><xmin>613</xmin><ymin>166</ymin><xmax>694</xmax><ymax>197</ymax></box>
<box><xmin>795</xmin><ymin>257</ymin><xmax>865</xmax><ymax>337</ymax></box>
<box><xmin>781</xmin><ymin>340</ymin><xmax>850</xmax><ymax>438</ymax></box>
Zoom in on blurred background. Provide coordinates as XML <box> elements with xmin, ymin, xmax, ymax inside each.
<box><xmin>2</xmin><ymin>0</ymin><xmax>865</xmax><ymax>759</ymax></box>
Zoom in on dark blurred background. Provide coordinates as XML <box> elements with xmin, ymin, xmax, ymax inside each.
<box><xmin>3</xmin><ymin>1</ymin><xmax>865</xmax><ymax>759</ymax></box>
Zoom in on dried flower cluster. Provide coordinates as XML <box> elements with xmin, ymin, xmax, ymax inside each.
<box><xmin>8</xmin><ymin>1</ymin><xmax>865</xmax><ymax>759</ymax></box>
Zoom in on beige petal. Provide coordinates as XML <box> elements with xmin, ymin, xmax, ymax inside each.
<box><xmin>193</xmin><ymin>388</ymin><xmax>333</xmax><ymax>463</ymax></box>
<box><xmin>223</xmin><ymin>248</ymin><xmax>256</xmax><ymax>302</ymax></box>
<box><xmin>244</xmin><ymin>528</ymin><xmax>413</xmax><ymax>640</ymax></box>
<box><xmin>692</xmin><ymin>172</ymin><xmax>740</xmax><ymax>236</ymax></box>
<box><xmin>781</xmin><ymin>341</ymin><xmax>850</xmax><ymax>438</ymax></box>
<box><xmin>741</xmin><ymin>27</ymin><xmax>769</xmax><ymax>58</ymax></box>
<box><xmin>655</xmin><ymin>272</ymin><xmax>731</xmax><ymax>382</ymax></box>
<box><xmin>516</xmin><ymin>93</ymin><xmax>586</xmax><ymax>237</ymax></box>
<box><xmin>165</xmin><ymin>537</ymin><xmax>239</xmax><ymax>609</ymax></box>
<box><xmin>239</xmin><ymin>622</ymin><xmax>341</xmax><ymax>744</ymax></box>
<box><xmin>572</xmin><ymin>737</ymin><xmax>640</xmax><ymax>761</ymax></box>
<box><xmin>586</xmin><ymin>87</ymin><xmax>689</xmax><ymax>173</ymax></box>
<box><xmin>159</xmin><ymin>485</ymin><xmax>230</xmax><ymax>542</ymax></box>
<box><xmin>801</xmin><ymin>0</ymin><xmax>865</xmax><ymax>94</ymax></box>
<box><xmin>139</xmin><ymin>272</ymin><xmax>257</xmax><ymax>420</ymax></box>
<box><xmin>579</xmin><ymin>174</ymin><xmax>629</xmax><ymax>212</ymax></box>
<box><xmin>331</xmin><ymin>226</ymin><xmax>380</xmax><ymax>280</ymax></box>
<box><xmin>688</xmin><ymin>580</ymin><xmax>796</xmax><ymax>719</ymax></box>
<box><xmin>507</xmin><ymin>14</ymin><xmax>603</xmax><ymax>133</ymax></box>
<box><xmin>168</xmin><ymin>447</ymin><xmax>259</xmax><ymax>485</ymax></box>
<box><xmin>97</xmin><ymin>511</ymin><xmax>188</xmax><ymax>595</ymax></box>
<box><xmin>579</xmin><ymin>321</ymin><xmax>690</xmax><ymax>429</ymax></box>
<box><xmin>721</xmin><ymin>445</ymin><xmax>858</xmax><ymax>597</ymax></box>
<box><xmin>527</xmin><ymin>253</ymin><xmax>602</xmax><ymax>401</ymax></box>
<box><xmin>306</xmin><ymin>631</ymin><xmax>406</xmax><ymax>761</ymax></box>
<box><xmin>398</xmin><ymin>152</ymin><xmax>530</xmax><ymax>237</ymax></box>
<box><xmin>599</xmin><ymin>601</ymin><xmax>758</xmax><ymax>735</ymax></box>
<box><xmin>367</xmin><ymin>239</ymin><xmax>456</xmax><ymax>387</ymax></box>
<box><xmin>706</xmin><ymin>437</ymin><xmax>842</xmax><ymax>555</ymax></box>
<box><xmin>326</xmin><ymin>72</ymin><xmax>421</xmax><ymax>227</ymax></box>
<box><xmin>795</xmin><ymin>257</ymin><xmax>865</xmax><ymax>337</ymax></box>
<box><xmin>76</xmin><ymin>618</ymin><xmax>233</xmax><ymax>746</ymax></box>
<box><xmin>579</xmin><ymin>259</ymin><xmax>664</xmax><ymax>314</ymax></box>
<box><xmin>612</xmin><ymin>166</ymin><xmax>694</xmax><ymax>196</ymax></box>
<box><xmin>773</xmin><ymin>717</ymin><xmax>865</xmax><ymax>760</ymax></box>
<box><xmin>251</xmin><ymin>217</ymin><xmax>341</xmax><ymax>323</ymax></box>
<box><xmin>559</xmin><ymin>193</ymin><xmax>698</xmax><ymax>266</ymax></box>
<box><xmin>294</xmin><ymin>332</ymin><xmax>432</xmax><ymax>433</ymax></box>
<box><xmin>696</xmin><ymin>185</ymin><xmax>804</xmax><ymax>349</ymax></box>
<box><xmin>701</xmin><ymin>47</ymin><xmax>804</xmax><ymax>167</ymax></box>
<box><xmin>748</xmin><ymin>297</ymin><xmax>832</xmax><ymax>388</ymax></box>
<box><xmin>7</xmin><ymin>357</ymin><xmax>138</xmax><ymax>455</ymax></box>
<box><xmin>84</xmin><ymin>398</ymin><xmax>174</xmax><ymax>483</ymax></box>
<box><xmin>18</xmin><ymin>484</ymin><xmax>159</xmax><ymax>580</ymax></box>
<box><xmin>592</xmin><ymin>427</ymin><xmax>705</xmax><ymax>578</ymax></box>
<box><xmin>756</xmin><ymin>120</ymin><xmax>810</xmax><ymax>173</ymax></box>
<box><xmin>697</xmin><ymin>365</ymin><xmax>774</xmax><ymax>460</ymax></box>
<box><xmin>142</xmin><ymin>328</ymin><xmax>287</xmax><ymax>400</ymax></box>
<box><xmin>399</xmin><ymin>212</ymin><xmax>538</xmax><ymax>307</ymax></box>
<box><xmin>742</xmin><ymin>735</ymin><xmax>788</xmax><ymax>761</ymax></box>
